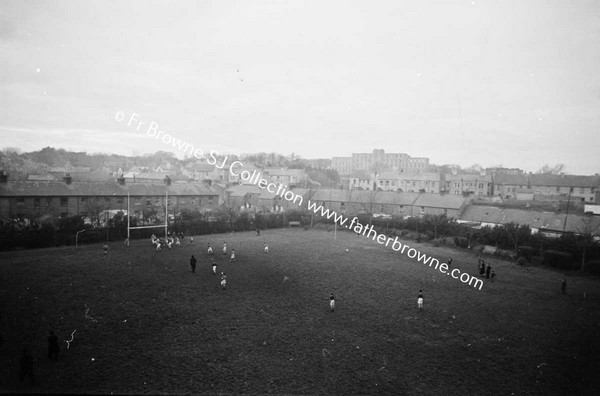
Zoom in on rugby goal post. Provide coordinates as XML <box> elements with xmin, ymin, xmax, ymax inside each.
<box><xmin>126</xmin><ymin>191</ymin><xmax>169</xmax><ymax>246</ymax></box>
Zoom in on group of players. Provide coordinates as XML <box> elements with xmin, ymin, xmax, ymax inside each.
<box><xmin>185</xmin><ymin>239</ymin><xmax>270</xmax><ymax>289</ymax></box>
<box><xmin>151</xmin><ymin>233</ymin><xmax>183</xmax><ymax>250</ymax></box>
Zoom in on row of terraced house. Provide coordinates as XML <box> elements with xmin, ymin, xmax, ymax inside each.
<box><xmin>343</xmin><ymin>171</ymin><xmax>600</xmax><ymax>203</ymax></box>
<box><xmin>1</xmin><ymin>165</ymin><xmax>599</xmax><ymax>237</ymax></box>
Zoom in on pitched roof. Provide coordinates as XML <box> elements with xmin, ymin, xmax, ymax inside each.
<box><xmin>492</xmin><ymin>173</ymin><xmax>529</xmax><ymax>185</ymax></box>
<box><xmin>311</xmin><ymin>189</ymin><xmax>353</xmax><ymax>202</ymax></box>
<box><xmin>127</xmin><ymin>172</ymin><xmax>169</xmax><ymax>181</ymax></box>
<box><xmin>397</xmin><ymin>172</ymin><xmax>440</xmax><ymax>181</ymax></box>
<box><xmin>445</xmin><ymin>173</ymin><xmax>492</xmax><ymax>182</ymax></box>
<box><xmin>0</xmin><ymin>181</ymin><xmax>219</xmax><ymax>197</ymax></box>
<box><xmin>27</xmin><ymin>174</ymin><xmax>55</xmax><ymax>181</ymax></box>
<box><xmin>377</xmin><ymin>172</ymin><xmax>400</xmax><ymax>180</ymax></box>
<box><xmin>263</xmin><ymin>168</ymin><xmax>307</xmax><ymax>177</ymax></box>
<box><xmin>530</xmin><ymin>174</ymin><xmax>600</xmax><ymax>188</ymax></box>
<box><xmin>310</xmin><ymin>189</ymin><xmax>420</xmax><ymax>206</ymax></box>
<box><xmin>460</xmin><ymin>205</ymin><xmax>600</xmax><ymax>234</ymax></box>
<box><xmin>413</xmin><ymin>194</ymin><xmax>468</xmax><ymax>209</ymax></box>
<box><xmin>225</xmin><ymin>185</ymin><xmax>263</xmax><ymax>197</ymax></box>
<box><xmin>71</xmin><ymin>168</ymin><xmax>113</xmax><ymax>182</ymax></box>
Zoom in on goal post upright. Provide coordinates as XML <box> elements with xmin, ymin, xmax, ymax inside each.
<box><xmin>165</xmin><ymin>188</ymin><xmax>168</xmax><ymax>237</ymax></box>
<box><xmin>127</xmin><ymin>192</ymin><xmax>130</xmax><ymax>246</ymax></box>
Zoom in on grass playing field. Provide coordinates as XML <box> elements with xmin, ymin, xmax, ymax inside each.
<box><xmin>1</xmin><ymin>228</ymin><xmax>599</xmax><ymax>395</ymax></box>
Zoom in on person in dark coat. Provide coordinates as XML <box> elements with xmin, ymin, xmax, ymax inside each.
<box><xmin>256</xmin><ymin>228</ymin><xmax>260</xmax><ymax>236</ymax></box>
<box><xmin>561</xmin><ymin>279</ymin><xmax>567</xmax><ymax>294</ymax></box>
<box><xmin>448</xmin><ymin>257</ymin><xmax>453</xmax><ymax>268</ymax></box>
<box><xmin>190</xmin><ymin>255</ymin><xmax>197</xmax><ymax>273</ymax></box>
<box><xmin>491</xmin><ymin>270</ymin><xmax>496</xmax><ymax>282</ymax></box>
<box><xmin>48</xmin><ymin>330</ymin><xmax>60</xmax><ymax>360</ymax></box>
<box><xmin>480</xmin><ymin>260</ymin><xmax>486</xmax><ymax>275</ymax></box>
<box><xmin>485</xmin><ymin>264</ymin><xmax>491</xmax><ymax>279</ymax></box>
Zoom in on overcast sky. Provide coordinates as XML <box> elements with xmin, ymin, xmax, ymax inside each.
<box><xmin>1</xmin><ymin>0</ymin><xmax>599</xmax><ymax>174</ymax></box>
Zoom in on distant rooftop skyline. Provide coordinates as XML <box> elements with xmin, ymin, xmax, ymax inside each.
<box><xmin>1</xmin><ymin>0</ymin><xmax>599</xmax><ymax>175</ymax></box>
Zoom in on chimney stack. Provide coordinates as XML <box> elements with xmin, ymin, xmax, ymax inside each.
<box><xmin>63</xmin><ymin>173</ymin><xmax>72</xmax><ymax>185</ymax></box>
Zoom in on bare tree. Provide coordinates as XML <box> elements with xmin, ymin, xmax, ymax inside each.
<box><xmin>573</xmin><ymin>214</ymin><xmax>600</xmax><ymax>272</ymax></box>
<box><xmin>362</xmin><ymin>189</ymin><xmax>380</xmax><ymax>225</ymax></box>
<box><xmin>424</xmin><ymin>213</ymin><xmax>448</xmax><ymax>239</ymax></box>
<box><xmin>504</xmin><ymin>222</ymin><xmax>531</xmax><ymax>257</ymax></box>
<box><xmin>536</xmin><ymin>163</ymin><xmax>566</xmax><ymax>175</ymax></box>
<box><xmin>86</xmin><ymin>198</ymin><xmax>106</xmax><ymax>227</ymax></box>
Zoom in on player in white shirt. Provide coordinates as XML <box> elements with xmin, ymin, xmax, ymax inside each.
<box><xmin>220</xmin><ymin>272</ymin><xmax>227</xmax><ymax>289</ymax></box>
<box><xmin>264</xmin><ymin>242</ymin><xmax>269</xmax><ymax>253</ymax></box>
<box><xmin>229</xmin><ymin>249</ymin><xmax>236</xmax><ymax>263</ymax></box>
<box><xmin>207</xmin><ymin>243</ymin><xmax>213</xmax><ymax>255</ymax></box>
<box><xmin>222</xmin><ymin>242</ymin><xmax>227</xmax><ymax>255</ymax></box>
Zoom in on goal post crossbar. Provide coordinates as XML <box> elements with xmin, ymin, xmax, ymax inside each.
<box><xmin>128</xmin><ymin>225</ymin><xmax>168</xmax><ymax>230</ymax></box>
<box><xmin>127</xmin><ymin>191</ymin><xmax>169</xmax><ymax>245</ymax></box>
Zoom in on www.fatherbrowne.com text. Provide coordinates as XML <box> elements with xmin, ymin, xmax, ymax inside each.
<box><xmin>116</xmin><ymin>110</ymin><xmax>483</xmax><ymax>290</ymax></box>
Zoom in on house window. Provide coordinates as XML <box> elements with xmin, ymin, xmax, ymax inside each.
<box><xmin>16</xmin><ymin>197</ymin><xmax>25</xmax><ymax>207</ymax></box>
<box><xmin>34</xmin><ymin>198</ymin><xmax>40</xmax><ymax>210</ymax></box>
<box><xmin>420</xmin><ymin>207</ymin><xmax>425</xmax><ymax>214</ymax></box>
<box><xmin>146</xmin><ymin>199</ymin><xmax>152</xmax><ymax>206</ymax></box>
<box><xmin>479</xmin><ymin>183</ymin><xmax>483</xmax><ymax>188</ymax></box>
<box><xmin>580</xmin><ymin>188</ymin><xmax>585</xmax><ymax>194</ymax></box>
<box><xmin>556</xmin><ymin>186</ymin><xmax>560</xmax><ymax>192</ymax></box>
<box><xmin>80</xmin><ymin>211</ymin><xmax>88</xmax><ymax>217</ymax></box>
<box><xmin>81</xmin><ymin>197</ymin><xmax>88</xmax><ymax>203</ymax></box>
<box><xmin>60</xmin><ymin>197</ymin><xmax>68</xmax><ymax>207</ymax></box>
<box><xmin>117</xmin><ymin>197</ymin><xmax>124</xmax><ymax>205</ymax></box>
<box><xmin>454</xmin><ymin>182</ymin><xmax>460</xmax><ymax>188</ymax></box>
<box><xmin>197</xmin><ymin>198</ymin><xmax>202</xmax><ymax>205</ymax></box>
<box><xmin>444</xmin><ymin>209</ymin><xmax>448</xmax><ymax>214</ymax></box>
<box><xmin>208</xmin><ymin>197</ymin><xmax>213</xmax><ymax>204</ymax></box>
<box><xmin>135</xmin><ymin>198</ymin><xmax>140</xmax><ymax>205</ymax></box>
<box><xmin>46</xmin><ymin>198</ymin><xmax>51</xmax><ymax>208</ymax></box>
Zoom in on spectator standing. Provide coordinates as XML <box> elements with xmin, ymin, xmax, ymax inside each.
<box><xmin>329</xmin><ymin>293</ymin><xmax>335</xmax><ymax>312</ymax></box>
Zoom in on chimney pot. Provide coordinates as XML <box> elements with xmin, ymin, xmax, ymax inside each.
<box><xmin>63</xmin><ymin>173</ymin><xmax>72</xmax><ymax>185</ymax></box>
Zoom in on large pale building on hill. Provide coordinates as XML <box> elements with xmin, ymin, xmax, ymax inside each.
<box><xmin>332</xmin><ymin>149</ymin><xmax>429</xmax><ymax>175</ymax></box>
